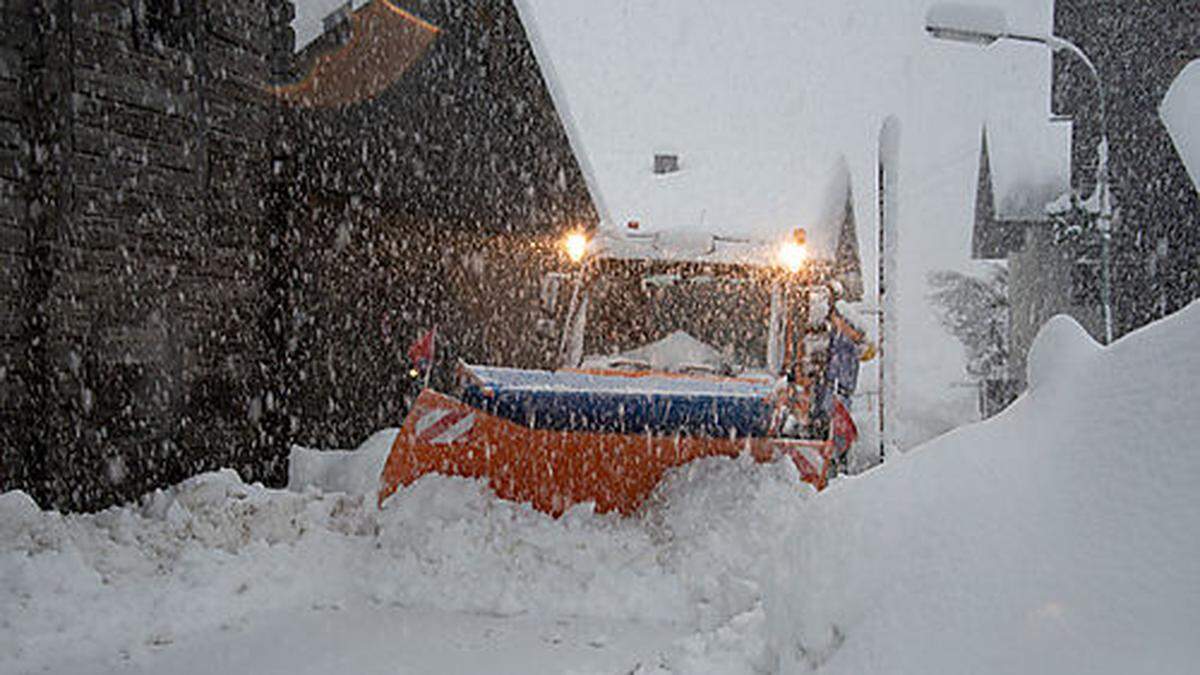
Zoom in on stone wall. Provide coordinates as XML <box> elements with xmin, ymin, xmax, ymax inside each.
<box><xmin>0</xmin><ymin>0</ymin><xmax>293</xmax><ymax>510</ymax></box>
<box><xmin>0</xmin><ymin>0</ymin><xmax>31</xmax><ymax>486</ymax></box>
<box><xmin>288</xmin><ymin>0</ymin><xmax>594</xmax><ymax>231</ymax></box>
<box><xmin>0</xmin><ymin>0</ymin><xmax>593</xmax><ymax>510</ymax></box>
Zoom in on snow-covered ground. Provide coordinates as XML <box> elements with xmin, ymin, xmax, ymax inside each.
<box><xmin>4</xmin><ymin>303</ymin><xmax>1199</xmax><ymax>674</ymax></box>
<box><xmin>3</xmin><ymin>439</ymin><xmax>803</xmax><ymax>674</ymax></box>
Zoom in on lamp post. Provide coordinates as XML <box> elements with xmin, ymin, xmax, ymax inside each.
<box><xmin>925</xmin><ymin>4</ymin><xmax>1114</xmax><ymax>344</ymax></box>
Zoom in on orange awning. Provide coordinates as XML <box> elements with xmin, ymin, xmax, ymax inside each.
<box><xmin>274</xmin><ymin>1</ymin><xmax>440</xmax><ymax>109</ymax></box>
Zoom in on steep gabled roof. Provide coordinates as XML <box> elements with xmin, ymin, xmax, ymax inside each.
<box><xmin>514</xmin><ymin>0</ymin><xmax>862</xmax><ymax>261</ymax></box>
<box><xmin>972</xmin><ymin>124</ymin><xmax>1073</xmax><ymax>260</ymax></box>
<box><xmin>972</xmin><ymin>128</ymin><xmax>1027</xmax><ymax>260</ymax></box>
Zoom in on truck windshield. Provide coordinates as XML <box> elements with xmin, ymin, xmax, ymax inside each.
<box><xmin>585</xmin><ymin>263</ymin><xmax>772</xmax><ymax>372</ymax></box>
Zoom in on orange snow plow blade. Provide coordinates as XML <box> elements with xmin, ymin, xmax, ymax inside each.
<box><xmin>379</xmin><ymin>389</ymin><xmax>833</xmax><ymax>516</ymax></box>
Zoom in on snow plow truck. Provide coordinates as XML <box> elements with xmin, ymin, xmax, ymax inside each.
<box><xmin>379</xmin><ymin>227</ymin><xmax>872</xmax><ymax>515</ymax></box>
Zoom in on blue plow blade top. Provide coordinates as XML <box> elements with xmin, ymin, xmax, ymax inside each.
<box><xmin>459</xmin><ymin>365</ymin><xmax>776</xmax><ymax>439</ymax></box>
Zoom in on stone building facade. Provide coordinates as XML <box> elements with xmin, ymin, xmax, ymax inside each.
<box><xmin>0</xmin><ymin>0</ymin><xmax>293</xmax><ymax>509</ymax></box>
<box><xmin>0</xmin><ymin>0</ymin><xmax>592</xmax><ymax>510</ymax></box>
<box><xmin>1053</xmin><ymin>0</ymin><xmax>1200</xmax><ymax>334</ymax></box>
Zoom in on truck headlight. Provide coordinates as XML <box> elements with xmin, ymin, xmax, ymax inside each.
<box><xmin>564</xmin><ymin>232</ymin><xmax>589</xmax><ymax>263</ymax></box>
<box><xmin>778</xmin><ymin>241</ymin><xmax>808</xmax><ymax>273</ymax></box>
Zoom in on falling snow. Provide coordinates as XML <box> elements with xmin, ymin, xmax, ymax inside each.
<box><xmin>1</xmin><ymin>0</ymin><xmax>1198</xmax><ymax>673</ymax></box>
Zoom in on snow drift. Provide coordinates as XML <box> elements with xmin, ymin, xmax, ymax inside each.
<box><xmin>765</xmin><ymin>302</ymin><xmax>1200</xmax><ymax>673</ymax></box>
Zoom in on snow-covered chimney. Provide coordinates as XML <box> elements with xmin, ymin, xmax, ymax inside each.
<box><xmin>653</xmin><ymin>154</ymin><xmax>680</xmax><ymax>175</ymax></box>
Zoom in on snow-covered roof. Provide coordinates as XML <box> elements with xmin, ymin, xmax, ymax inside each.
<box><xmin>987</xmin><ymin>119</ymin><xmax>1072</xmax><ymax>221</ymax></box>
<box><xmin>1161</xmin><ymin>60</ymin><xmax>1200</xmax><ymax>194</ymax></box>
<box><xmin>514</xmin><ymin>0</ymin><xmax>863</xmax><ymax>261</ymax></box>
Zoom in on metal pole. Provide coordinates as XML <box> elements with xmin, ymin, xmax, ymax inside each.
<box><xmin>877</xmin><ymin>153</ymin><xmax>887</xmax><ymax>464</ymax></box>
<box><xmin>877</xmin><ymin>116</ymin><xmax>900</xmax><ymax>464</ymax></box>
<box><xmin>423</xmin><ymin>327</ymin><xmax>437</xmax><ymax>390</ymax></box>
<box><xmin>1099</xmin><ymin>147</ymin><xmax>1114</xmax><ymax>345</ymax></box>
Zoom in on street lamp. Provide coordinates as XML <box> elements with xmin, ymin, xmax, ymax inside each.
<box><xmin>925</xmin><ymin>3</ymin><xmax>1115</xmax><ymax>344</ymax></box>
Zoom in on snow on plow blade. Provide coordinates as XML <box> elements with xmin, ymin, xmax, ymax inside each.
<box><xmin>379</xmin><ymin>374</ymin><xmax>834</xmax><ymax>516</ymax></box>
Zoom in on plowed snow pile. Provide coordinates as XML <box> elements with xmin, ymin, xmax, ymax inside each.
<box><xmin>3</xmin><ymin>303</ymin><xmax>1199</xmax><ymax>674</ymax></box>
<box><xmin>2</xmin><ymin>439</ymin><xmax>805</xmax><ymax>673</ymax></box>
<box><xmin>765</xmin><ymin>302</ymin><xmax>1200</xmax><ymax>673</ymax></box>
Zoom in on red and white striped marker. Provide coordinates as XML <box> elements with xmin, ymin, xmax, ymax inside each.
<box><xmin>412</xmin><ymin>407</ymin><xmax>477</xmax><ymax>445</ymax></box>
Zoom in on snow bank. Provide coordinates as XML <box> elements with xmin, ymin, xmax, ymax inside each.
<box><xmin>1</xmin><ymin>438</ymin><xmax>810</xmax><ymax>673</ymax></box>
<box><xmin>1</xmin><ymin>469</ymin><xmax>372</xmax><ymax>671</ymax></box>
<box><xmin>764</xmin><ymin>303</ymin><xmax>1200</xmax><ymax>673</ymax></box>
<box><xmin>1024</xmin><ymin>312</ymin><xmax>1102</xmax><ymax>390</ymax></box>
